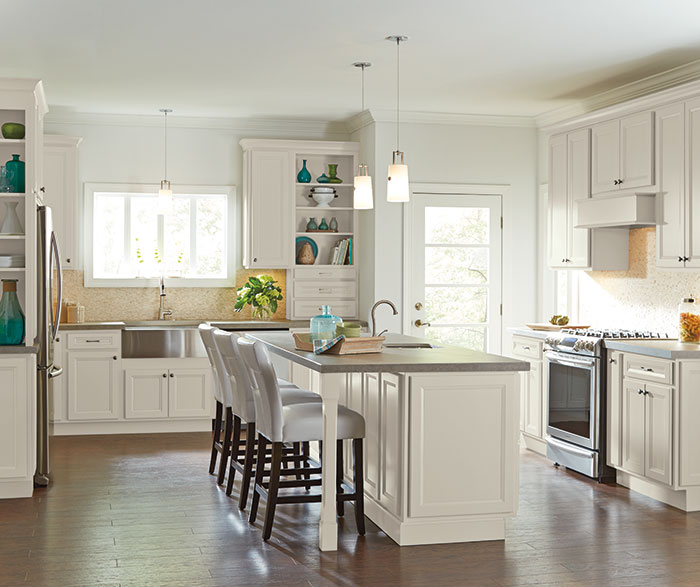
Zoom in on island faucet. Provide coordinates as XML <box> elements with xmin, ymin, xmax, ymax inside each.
<box><xmin>371</xmin><ymin>299</ymin><xmax>399</xmax><ymax>337</ymax></box>
<box><xmin>158</xmin><ymin>276</ymin><xmax>173</xmax><ymax>320</ymax></box>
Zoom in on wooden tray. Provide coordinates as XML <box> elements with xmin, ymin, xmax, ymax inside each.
<box><xmin>525</xmin><ymin>323</ymin><xmax>590</xmax><ymax>332</ymax></box>
<box><xmin>293</xmin><ymin>332</ymin><xmax>385</xmax><ymax>355</ymax></box>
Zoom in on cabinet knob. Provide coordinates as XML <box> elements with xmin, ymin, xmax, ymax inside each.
<box><xmin>253</xmin><ymin>257</ymin><xmax>257</xmax><ymax>263</ymax></box>
<box><xmin>618</xmin><ymin>179</ymin><xmax>623</xmax><ymax>185</ymax></box>
<box><xmin>638</xmin><ymin>388</ymin><xmax>645</xmax><ymax>395</ymax></box>
<box><xmin>613</xmin><ymin>180</ymin><xmax>619</xmax><ymax>185</ymax></box>
<box><xmin>679</xmin><ymin>256</ymin><xmax>684</xmax><ymax>262</ymax></box>
<box><xmin>162</xmin><ymin>373</ymin><xmax>167</xmax><ymax>378</ymax></box>
<box><xmin>66</xmin><ymin>258</ymin><xmax>71</xmax><ymax>264</ymax></box>
<box><xmin>685</xmin><ymin>256</ymin><xmax>690</xmax><ymax>262</ymax></box>
<box><xmin>112</xmin><ymin>356</ymin><xmax>117</xmax><ymax>360</ymax></box>
<box><xmin>609</xmin><ymin>358</ymin><xmax>616</xmax><ymax>364</ymax></box>
<box><xmin>170</xmin><ymin>373</ymin><xmax>174</xmax><ymax>378</ymax></box>
<box><xmin>40</xmin><ymin>186</ymin><xmax>46</xmax><ymax>192</ymax></box>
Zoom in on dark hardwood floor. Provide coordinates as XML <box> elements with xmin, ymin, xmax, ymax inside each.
<box><xmin>1</xmin><ymin>433</ymin><xmax>700</xmax><ymax>586</ymax></box>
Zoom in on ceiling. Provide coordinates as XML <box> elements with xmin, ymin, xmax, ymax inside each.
<box><xmin>4</xmin><ymin>0</ymin><xmax>700</xmax><ymax>121</ymax></box>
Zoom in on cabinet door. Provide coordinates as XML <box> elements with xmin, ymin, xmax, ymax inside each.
<box><xmin>244</xmin><ymin>150</ymin><xmax>293</xmax><ymax>268</ymax></box>
<box><xmin>547</xmin><ymin>133</ymin><xmax>569</xmax><ymax>267</ymax></box>
<box><xmin>363</xmin><ymin>373</ymin><xmax>381</xmax><ymax>500</ymax></box>
<box><xmin>621</xmin><ymin>378</ymin><xmax>646</xmax><ymax>476</ymax></box>
<box><xmin>567</xmin><ymin>129</ymin><xmax>591</xmax><ymax>268</ymax></box>
<box><xmin>679</xmin><ymin>361</ymin><xmax>700</xmax><ymax>486</ymax></box>
<box><xmin>50</xmin><ymin>335</ymin><xmax>65</xmax><ymax>422</ymax></box>
<box><xmin>591</xmin><ymin>120</ymin><xmax>621</xmax><ymax>195</ymax></box>
<box><xmin>620</xmin><ymin>112</ymin><xmax>654</xmax><ymax>190</ymax></box>
<box><xmin>168</xmin><ymin>368</ymin><xmax>212</xmax><ymax>418</ymax></box>
<box><xmin>519</xmin><ymin>371</ymin><xmax>526</xmax><ymax>433</ymax></box>
<box><xmin>523</xmin><ymin>360</ymin><xmax>542</xmax><ymax>438</ymax></box>
<box><xmin>379</xmin><ymin>373</ymin><xmax>402</xmax><ymax>517</ymax></box>
<box><xmin>43</xmin><ymin>138</ymin><xmax>80</xmax><ymax>268</ymax></box>
<box><xmin>606</xmin><ymin>351</ymin><xmax>623</xmax><ymax>468</ymax></box>
<box><xmin>644</xmin><ymin>383</ymin><xmax>672</xmax><ymax>486</ymax></box>
<box><xmin>67</xmin><ymin>351</ymin><xmax>120</xmax><ymax>420</ymax></box>
<box><xmin>0</xmin><ymin>357</ymin><xmax>30</xmax><ymax>480</ymax></box>
<box><xmin>685</xmin><ymin>98</ymin><xmax>700</xmax><ymax>268</ymax></box>
<box><xmin>344</xmin><ymin>373</ymin><xmax>363</xmax><ymax>482</ymax></box>
<box><xmin>656</xmin><ymin>103</ymin><xmax>686</xmax><ymax>268</ymax></box>
<box><xmin>124</xmin><ymin>368</ymin><xmax>168</xmax><ymax>419</ymax></box>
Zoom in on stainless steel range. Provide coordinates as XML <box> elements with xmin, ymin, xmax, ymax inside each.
<box><xmin>543</xmin><ymin>328</ymin><xmax>669</xmax><ymax>481</ymax></box>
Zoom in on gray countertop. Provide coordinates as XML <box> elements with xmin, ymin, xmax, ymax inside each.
<box><xmin>604</xmin><ymin>339</ymin><xmax>700</xmax><ymax>359</ymax></box>
<box><xmin>245</xmin><ymin>332</ymin><xmax>530</xmax><ymax>374</ymax></box>
<box><xmin>0</xmin><ymin>343</ymin><xmax>38</xmax><ymax>354</ymax></box>
<box><xmin>58</xmin><ymin>319</ymin><xmax>314</xmax><ymax>331</ymax></box>
<box><xmin>508</xmin><ymin>327</ymin><xmax>551</xmax><ymax>341</ymax></box>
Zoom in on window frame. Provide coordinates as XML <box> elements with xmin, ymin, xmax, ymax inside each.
<box><xmin>84</xmin><ymin>182</ymin><xmax>237</xmax><ymax>288</ymax></box>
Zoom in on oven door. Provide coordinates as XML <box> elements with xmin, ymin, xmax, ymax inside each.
<box><xmin>545</xmin><ymin>350</ymin><xmax>599</xmax><ymax>450</ymax></box>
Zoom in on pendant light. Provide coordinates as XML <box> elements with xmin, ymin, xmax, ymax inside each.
<box><xmin>353</xmin><ymin>62</ymin><xmax>374</xmax><ymax>210</ymax></box>
<box><xmin>386</xmin><ymin>35</ymin><xmax>410</xmax><ymax>203</ymax></box>
<box><xmin>158</xmin><ymin>108</ymin><xmax>173</xmax><ymax>213</ymax></box>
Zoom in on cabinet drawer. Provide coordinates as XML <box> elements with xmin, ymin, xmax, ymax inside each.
<box><xmin>512</xmin><ymin>337</ymin><xmax>542</xmax><ymax>360</ymax></box>
<box><xmin>294</xmin><ymin>266</ymin><xmax>356</xmax><ymax>279</ymax></box>
<box><xmin>293</xmin><ymin>280</ymin><xmax>357</xmax><ymax>299</ymax></box>
<box><xmin>293</xmin><ymin>300</ymin><xmax>357</xmax><ymax>319</ymax></box>
<box><xmin>66</xmin><ymin>331</ymin><xmax>121</xmax><ymax>350</ymax></box>
<box><xmin>624</xmin><ymin>354</ymin><xmax>673</xmax><ymax>385</ymax></box>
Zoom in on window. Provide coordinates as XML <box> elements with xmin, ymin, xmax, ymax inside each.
<box><xmin>85</xmin><ymin>184</ymin><xmax>235</xmax><ymax>287</ymax></box>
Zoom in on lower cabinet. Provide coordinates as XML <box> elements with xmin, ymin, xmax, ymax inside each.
<box><xmin>124</xmin><ymin>368</ymin><xmax>169</xmax><ymax>419</ymax></box>
<box><xmin>167</xmin><ymin>368</ymin><xmax>212</xmax><ymax>418</ymax></box>
<box><xmin>67</xmin><ymin>350</ymin><xmax>121</xmax><ymax>421</ymax></box>
<box><xmin>511</xmin><ymin>335</ymin><xmax>546</xmax><ymax>454</ymax></box>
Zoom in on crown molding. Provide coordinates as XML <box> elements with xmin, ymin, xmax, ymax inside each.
<box><xmin>359</xmin><ymin>108</ymin><xmax>536</xmax><ymax>129</ymax></box>
<box><xmin>345</xmin><ymin>110</ymin><xmax>375</xmax><ymax>134</ymax></box>
<box><xmin>43</xmin><ymin>109</ymin><xmax>350</xmax><ymax>138</ymax></box>
<box><xmin>535</xmin><ymin>58</ymin><xmax>700</xmax><ymax>129</ymax></box>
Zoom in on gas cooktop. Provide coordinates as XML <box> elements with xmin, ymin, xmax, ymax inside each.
<box><xmin>560</xmin><ymin>328</ymin><xmax>670</xmax><ymax>339</ymax></box>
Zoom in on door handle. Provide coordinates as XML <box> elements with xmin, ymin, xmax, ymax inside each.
<box><xmin>414</xmin><ymin>319</ymin><xmax>431</xmax><ymax>328</ymax></box>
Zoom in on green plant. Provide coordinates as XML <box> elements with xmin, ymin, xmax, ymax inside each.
<box><xmin>234</xmin><ymin>275</ymin><xmax>283</xmax><ymax>319</ymax></box>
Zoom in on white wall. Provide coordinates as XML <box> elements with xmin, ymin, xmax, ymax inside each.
<box><xmin>358</xmin><ymin>119</ymin><xmax>539</xmax><ymax>351</ymax></box>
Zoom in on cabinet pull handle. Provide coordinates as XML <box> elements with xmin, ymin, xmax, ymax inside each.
<box><xmin>609</xmin><ymin>358</ymin><xmax>616</xmax><ymax>364</ymax></box>
<box><xmin>522</xmin><ymin>346</ymin><xmax>531</xmax><ymax>351</ymax></box>
<box><xmin>85</xmin><ymin>339</ymin><xmax>100</xmax><ymax>343</ymax></box>
<box><xmin>638</xmin><ymin>388</ymin><xmax>645</xmax><ymax>395</ymax></box>
<box><xmin>642</xmin><ymin>367</ymin><xmax>654</xmax><ymax>372</ymax></box>
<box><xmin>318</xmin><ymin>288</ymin><xmax>332</xmax><ymax>294</ymax></box>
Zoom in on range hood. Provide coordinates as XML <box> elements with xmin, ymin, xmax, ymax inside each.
<box><xmin>575</xmin><ymin>193</ymin><xmax>656</xmax><ymax>229</ymax></box>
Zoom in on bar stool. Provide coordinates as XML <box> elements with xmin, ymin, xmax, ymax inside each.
<box><xmin>213</xmin><ymin>329</ymin><xmax>322</xmax><ymax>509</ymax></box>
<box><xmin>237</xmin><ymin>337</ymin><xmax>366</xmax><ymax>541</ymax></box>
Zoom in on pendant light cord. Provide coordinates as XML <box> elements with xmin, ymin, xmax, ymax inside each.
<box><xmin>163</xmin><ymin>110</ymin><xmax>168</xmax><ymax>180</ymax></box>
<box><xmin>396</xmin><ymin>38</ymin><xmax>400</xmax><ymax>152</ymax></box>
<box><xmin>361</xmin><ymin>64</ymin><xmax>365</xmax><ymax>112</ymax></box>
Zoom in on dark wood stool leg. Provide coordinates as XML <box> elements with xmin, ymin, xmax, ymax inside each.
<box><xmin>209</xmin><ymin>401</ymin><xmax>222</xmax><ymax>475</ymax></box>
<box><xmin>225</xmin><ymin>415</ymin><xmax>242</xmax><ymax>495</ymax></box>
<box><xmin>217</xmin><ymin>408</ymin><xmax>233</xmax><ymax>485</ymax></box>
<box><xmin>293</xmin><ymin>442</ymin><xmax>302</xmax><ymax>482</ymax></box>
<box><xmin>239</xmin><ymin>422</ymin><xmax>257</xmax><ymax>508</ymax></box>
<box><xmin>249</xmin><ymin>433</ymin><xmax>267</xmax><ymax>524</ymax></box>
<box><xmin>302</xmin><ymin>441</ymin><xmax>311</xmax><ymax>491</ymax></box>
<box><xmin>336</xmin><ymin>439</ymin><xmax>345</xmax><ymax>517</ymax></box>
<box><xmin>262</xmin><ymin>442</ymin><xmax>283</xmax><ymax>541</ymax></box>
<box><xmin>353</xmin><ymin>438</ymin><xmax>365</xmax><ymax>536</ymax></box>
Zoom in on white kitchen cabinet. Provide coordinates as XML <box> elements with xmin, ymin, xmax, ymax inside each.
<box><xmin>241</xmin><ymin>147</ymin><xmax>293</xmax><ymax>268</ymax></box>
<box><xmin>42</xmin><ymin>136</ymin><xmax>81</xmax><ymax>268</ymax></box>
<box><xmin>168</xmin><ymin>367</ymin><xmax>211</xmax><ymax>418</ymax></box>
<box><xmin>548</xmin><ymin>130</ymin><xmax>628</xmax><ymax>270</ymax></box>
<box><xmin>67</xmin><ymin>350</ymin><xmax>121</xmax><ymax>420</ymax></box>
<box><xmin>363</xmin><ymin>372</ymin><xmax>381</xmax><ymax>500</ymax></box>
<box><xmin>124</xmin><ymin>367</ymin><xmax>169</xmax><ymax>419</ymax></box>
<box><xmin>684</xmin><ymin>97</ymin><xmax>700</xmax><ymax>269</ymax></box>
<box><xmin>0</xmin><ymin>354</ymin><xmax>35</xmax><ymax>498</ymax></box>
<box><xmin>49</xmin><ymin>334</ymin><xmax>66</xmax><ymax>422</ymax></box>
<box><xmin>511</xmin><ymin>335</ymin><xmax>546</xmax><ymax>454</ymax></box>
<box><xmin>379</xmin><ymin>373</ymin><xmax>403</xmax><ymax>517</ymax></box>
<box><xmin>524</xmin><ymin>360</ymin><xmax>542</xmax><ymax>438</ymax></box>
<box><xmin>678</xmin><ymin>361</ymin><xmax>700</xmax><ymax>486</ymax></box>
<box><xmin>606</xmin><ymin>350</ymin><xmax>623</xmax><ymax>468</ymax></box>
<box><xmin>591</xmin><ymin>112</ymin><xmax>654</xmax><ymax>195</ymax></box>
<box><xmin>621</xmin><ymin>378</ymin><xmax>646</xmax><ymax>476</ymax></box>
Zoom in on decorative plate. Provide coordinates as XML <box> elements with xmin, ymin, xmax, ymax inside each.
<box><xmin>295</xmin><ymin>236</ymin><xmax>318</xmax><ymax>259</ymax></box>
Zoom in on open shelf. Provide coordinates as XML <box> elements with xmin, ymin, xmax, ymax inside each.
<box><xmin>0</xmin><ymin>138</ymin><xmax>25</xmax><ymax>145</ymax></box>
<box><xmin>296</xmin><ymin>182</ymin><xmax>353</xmax><ymax>188</ymax></box>
<box><xmin>0</xmin><ymin>235</ymin><xmax>25</xmax><ymax>239</ymax></box>
<box><xmin>0</xmin><ymin>267</ymin><xmax>26</xmax><ymax>272</ymax></box>
<box><xmin>296</xmin><ymin>206</ymin><xmax>354</xmax><ymax>211</ymax></box>
<box><xmin>297</xmin><ymin>232</ymin><xmax>353</xmax><ymax>236</ymax></box>
<box><xmin>0</xmin><ymin>193</ymin><xmax>26</xmax><ymax>198</ymax></box>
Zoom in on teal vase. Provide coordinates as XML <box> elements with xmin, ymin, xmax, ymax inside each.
<box><xmin>319</xmin><ymin>218</ymin><xmax>329</xmax><ymax>230</ymax></box>
<box><xmin>306</xmin><ymin>217</ymin><xmax>318</xmax><ymax>231</ymax></box>
<box><xmin>0</xmin><ymin>279</ymin><xmax>25</xmax><ymax>345</ymax></box>
<box><xmin>327</xmin><ymin>164</ymin><xmax>342</xmax><ymax>184</ymax></box>
<box><xmin>316</xmin><ymin>173</ymin><xmax>330</xmax><ymax>183</ymax></box>
<box><xmin>297</xmin><ymin>160</ymin><xmax>311</xmax><ymax>183</ymax></box>
<box><xmin>310</xmin><ymin>305</ymin><xmax>343</xmax><ymax>341</ymax></box>
<box><xmin>5</xmin><ymin>154</ymin><xmax>25</xmax><ymax>193</ymax></box>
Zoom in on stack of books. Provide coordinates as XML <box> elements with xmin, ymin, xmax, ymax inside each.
<box><xmin>329</xmin><ymin>238</ymin><xmax>352</xmax><ymax>265</ymax></box>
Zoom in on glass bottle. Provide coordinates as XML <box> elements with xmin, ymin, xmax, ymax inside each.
<box><xmin>0</xmin><ymin>279</ymin><xmax>25</xmax><ymax>345</ymax></box>
<box><xmin>0</xmin><ymin>166</ymin><xmax>9</xmax><ymax>192</ymax></box>
<box><xmin>679</xmin><ymin>296</ymin><xmax>700</xmax><ymax>343</ymax></box>
<box><xmin>319</xmin><ymin>218</ymin><xmax>329</xmax><ymax>230</ymax></box>
<box><xmin>5</xmin><ymin>154</ymin><xmax>25</xmax><ymax>193</ymax></box>
<box><xmin>309</xmin><ymin>305</ymin><xmax>343</xmax><ymax>341</ymax></box>
<box><xmin>329</xmin><ymin>217</ymin><xmax>338</xmax><ymax>231</ymax></box>
<box><xmin>327</xmin><ymin>163</ymin><xmax>342</xmax><ymax>184</ymax></box>
<box><xmin>296</xmin><ymin>160</ymin><xmax>311</xmax><ymax>183</ymax></box>
<box><xmin>306</xmin><ymin>217</ymin><xmax>318</xmax><ymax>231</ymax></box>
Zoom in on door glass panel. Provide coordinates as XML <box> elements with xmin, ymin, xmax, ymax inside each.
<box><xmin>425</xmin><ymin>207</ymin><xmax>489</xmax><ymax>245</ymax></box>
<box><xmin>425</xmin><ymin>326</ymin><xmax>486</xmax><ymax>351</ymax></box>
<box><xmin>425</xmin><ymin>286</ymin><xmax>487</xmax><ymax>324</ymax></box>
<box><xmin>425</xmin><ymin>247</ymin><xmax>488</xmax><ymax>285</ymax></box>
<box><xmin>548</xmin><ymin>362</ymin><xmax>592</xmax><ymax>443</ymax></box>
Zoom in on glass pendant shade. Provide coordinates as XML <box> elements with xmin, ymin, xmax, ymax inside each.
<box><xmin>387</xmin><ymin>151</ymin><xmax>409</xmax><ymax>203</ymax></box>
<box><xmin>353</xmin><ymin>164</ymin><xmax>373</xmax><ymax>209</ymax></box>
<box><xmin>158</xmin><ymin>179</ymin><xmax>172</xmax><ymax>214</ymax></box>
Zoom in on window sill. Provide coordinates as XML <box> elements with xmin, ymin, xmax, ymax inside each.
<box><xmin>83</xmin><ymin>277</ymin><xmax>235</xmax><ymax>288</ymax></box>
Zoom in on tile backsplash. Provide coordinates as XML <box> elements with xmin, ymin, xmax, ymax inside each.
<box><xmin>579</xmin><ymin>227</ymin><xmax>700</xmax><ymax>335</ymax></box>
<box><xmin>59</xmin><ymin>269</ymin><xmax>287</xmax><ymax>322</ymax></box>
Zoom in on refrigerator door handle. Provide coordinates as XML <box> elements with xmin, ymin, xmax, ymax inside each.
<box><xmin>49</xmin><ymin>231</ymin><xmax>63</xmax><ymax>341</ymax></box>
<box><xmin>48</xmin><ymin>365</ymin><xmax>63</xmax><ymax>378</ymax></box>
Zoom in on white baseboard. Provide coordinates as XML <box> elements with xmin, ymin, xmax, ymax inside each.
<box><xmin>0</xmin><ymin>479</ymin><xmax>33</xmax><ymax>499</ymax></box>
<box><xmin>521</xmin><ymin>433</ymin><xmax>547</xmax><ymax>456</ymax></box>
<box><xmin>51</xmin><ymin>419</ymin><xmax>212</xmax><ymax>436</ymax></box>
<box><xmin>616</xmin><ymin>471</ymin><xmax>700</xmax><ymax>512</ymax></box>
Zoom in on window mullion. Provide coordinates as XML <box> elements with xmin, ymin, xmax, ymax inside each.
<box><xmin>157</xmin><ymin>212</ymin><xmax>165</xmax><ymax>277</ymax></box>
<box><xmin>190</xmin><ymin>196</ymin><xmax>197</xmax><ymax>275</ymax></box>
<box><xmin>124</xmin><ymin>195</ymin><xmax>132</xmax><ymax>275</ymax></box>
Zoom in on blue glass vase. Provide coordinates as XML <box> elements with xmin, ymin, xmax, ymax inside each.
<box><xmin>297</xmin><ymin>160</ymin><xmax>311</xmax><ymax>183</ymax></box>
<box><xmin>0</xmin><ymin>279</ymin><xmax>25</xmax><ymax>345</ymax></box>
<box><xmin>5</xmin><ymin>154</ymin><xmax>25</xmax><ymax>193</ymax></box>
<box><xmin>310</xmin><ymin>305</ymin><xmax>343</xmax><ymax>341</ymax></box>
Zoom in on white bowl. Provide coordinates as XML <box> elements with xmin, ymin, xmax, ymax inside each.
<box><xmin>311</xmin><ymin>187</ymin><xmax>335</xmax><ymax>193</ymax></box>
<box><xmin>312</xmin><ymin>192</ymin><xmax>335</xmax><ymax>207</ymax></box>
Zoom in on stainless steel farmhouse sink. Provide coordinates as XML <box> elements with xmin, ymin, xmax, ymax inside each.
<box><xmin>382</xmin><ymin>342</ymin><xmax>438</xmax><ymax>349</ymax></box>
<box><xmin>122</xmin><ymin>325</ymin><xmax>207</xmax><ymax>358</ymax></box>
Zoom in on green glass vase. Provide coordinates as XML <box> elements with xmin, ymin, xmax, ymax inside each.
<box><xmin>0</xmin><ymin>279</ymin><xmax>25</xmax><ymax>345</ymax></box>
<box><xmin>5</xmin><ymin>154</ymin><xmax>25</xmax><ymax>193</ymax></box>
<box><xmin>327</xmin><ymin>163</ymin><xmax>342</xmax><ymax>184</ymax></box>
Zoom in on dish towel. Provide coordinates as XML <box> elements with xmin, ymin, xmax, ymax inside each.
<box><xmin>313</xmin><ymin>335</ymin><xmax>345</xmax><ymax>354</ymax></box>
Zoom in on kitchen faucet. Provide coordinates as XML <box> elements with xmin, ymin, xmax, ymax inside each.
<box><xmin>158</xmin><ymin>276</ymin><xmax>173</xmax><ymax>320</ymax></box>
<box><xmin>371</xmin><ymin>299</ymin><xmax>399</xmax><ymax>337</ymax></box>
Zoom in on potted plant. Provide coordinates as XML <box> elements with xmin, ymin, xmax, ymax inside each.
<box><xmin>234</xmin><ymin>275</ymin><xmax>283</xmax><ymax>320</ymax></box>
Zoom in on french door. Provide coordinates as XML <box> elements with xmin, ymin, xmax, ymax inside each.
<box><xmin>405</xmin><ymin>190</ymin><xmax>502</xmax><ymax>353</ymax></box>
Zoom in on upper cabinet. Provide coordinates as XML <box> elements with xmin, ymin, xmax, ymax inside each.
<box><xmin>591</xmin><ymin>112</ymin><xmax>655</xmax><ymax>196</ymax></box>
<box><xmin>43</xmin><ymin>136</ymin><xmax>81</xmax><ymax>269</ymax></box>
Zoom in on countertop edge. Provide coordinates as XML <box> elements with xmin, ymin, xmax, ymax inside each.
<box><xmin>603</xmin><ymin>340</ymin><xmax>700</xmax><ymax>359</ymax></box>
<box><xmin>0</xmin><ymin>344</ymin><xmax>39</xmax><ymax>354</ymax></box>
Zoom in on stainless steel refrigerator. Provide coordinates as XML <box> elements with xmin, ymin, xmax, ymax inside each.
<box><xmin>34</xmin><ymin>206</ymin><xmax>63</xmax><ymax>487</ymax></box>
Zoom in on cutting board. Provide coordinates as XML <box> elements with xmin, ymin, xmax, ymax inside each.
<box><xmin>525</xmin><ymin>323</ymin><xmax>590</xmax><ymax>332</ymax></box>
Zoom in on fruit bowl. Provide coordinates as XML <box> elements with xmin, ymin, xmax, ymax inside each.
<box><xmin>1</xmin><ymin>123</ymin><xmax>25</xmax><ymax>140</ymax></box>
<box><xmin>310</xmin><ymin>188</ymin><xmax>337</xmax><ymax>207</ymax></box>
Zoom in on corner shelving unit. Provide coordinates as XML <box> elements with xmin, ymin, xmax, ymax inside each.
<box><xmin>0</xmin><ymin>80</ymin><xmax>47</xmax><ymax>345</ymax></box>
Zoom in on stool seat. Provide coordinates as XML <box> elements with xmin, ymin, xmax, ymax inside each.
<box><xmin>282</xmin><ymin>403</ymin><xmax>365</xmax><ymax>443</ymax></box>
<box><xmin>278</xmin><ymin>378</ymin><xmax>297</xmax><ymax>388</ymax></box>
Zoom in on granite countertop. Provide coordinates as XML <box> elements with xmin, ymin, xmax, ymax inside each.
<box><xmin>0</xmin><ymin>343</ymin><xmax>39</xmax><ymax>354</ymax></box>
<box><xmin>58</xmin><ymin>319</ymin><xmax>317</xmax><ymax>331</ymax></box>
<box><xmin>604</xmin><ymin>339</ymin><xmax>700</xmax><ymax>359</ymax></box>
<box><xmin>508</xmin><ymin>327</ymin><xmax>551</xmax><ymax>341</ymax></box>
<box><xmin>245</xmin><ymin>331</ymin><xmax>530</xmax><ymax>374</ymax></box>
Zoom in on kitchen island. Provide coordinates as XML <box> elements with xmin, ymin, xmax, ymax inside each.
<box><xmin>245</xmin><ymin>331</ymin><xmax>529</xmax><ymax>551</ymax></box>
